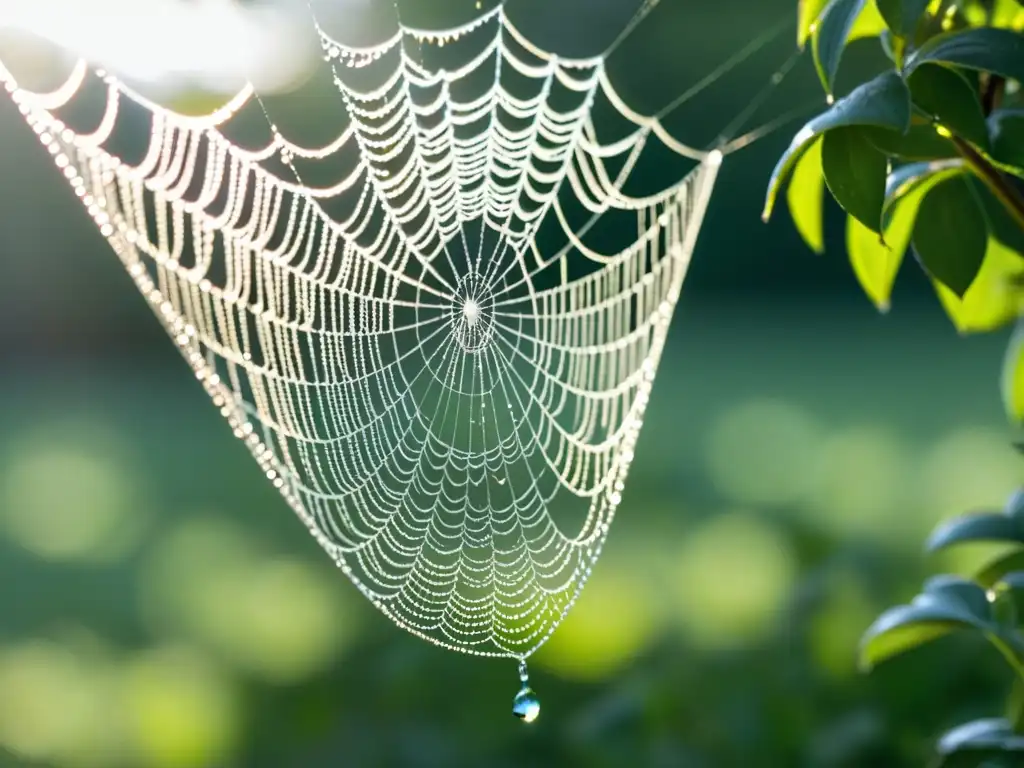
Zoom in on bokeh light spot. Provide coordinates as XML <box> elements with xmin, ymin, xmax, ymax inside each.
<box><xmin>706</xmin><ymin>400</ymin><xmax>823</xmax><ymax>507</ymax></box>
<box><xmin>0</xmin><ymin>639</ymin><xmax>120</xmax><ymax>766</ymax></box>
<box><xmin>121</xmin><ymin>646</ymin><xmax>238</xmax><ymax>768</ymax></box>
<box><xmin>535</xmin><ymin>557</ymin><xmax>661</xmax><ymax>681</ymax></box>
<box><xmin>671</xmin><ymin>512</ymin><xmax>797</xmax><ymax>649</ymax></box>
<box><xmin>0</xmin><ymin>420</ymin><xmax>145</xmax><ymax>563</ymax></box>
<box><xmin>805</xmin><ymin>426</ymin><xmax>911</xmax><ymax>541</ymax></box>
<box><xmin>140</xmin><ymin>517</ymin><xmax>351</xmax><ymax>684</ymax></box>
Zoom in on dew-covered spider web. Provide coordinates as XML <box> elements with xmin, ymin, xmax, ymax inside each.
<box><xmin>0</xmin><ymin>1</ymin><xmax>796</xmax><ymax>671</ymax></box>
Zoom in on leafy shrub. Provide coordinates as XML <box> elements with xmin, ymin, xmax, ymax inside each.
<box><xmin>764</xmin><ymin>0</ymin><xmax>1024</xmax><ymax>420</ymax></box>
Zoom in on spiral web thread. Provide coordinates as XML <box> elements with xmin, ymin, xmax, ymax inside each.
<box><xmin>0</xmin><ymin>5</ymin><xmax>722</xmax><ymax>660</ymax></box>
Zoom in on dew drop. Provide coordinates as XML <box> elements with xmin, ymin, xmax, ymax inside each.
<box><xmin>512</xmin><ymin>685</ymin><xmax>540</xmax><ymax>723</ymax></box>
<box><xmin>512</xmin><ymin>659</ymin><xmax>539</xmax><ymax>723</ymax></box>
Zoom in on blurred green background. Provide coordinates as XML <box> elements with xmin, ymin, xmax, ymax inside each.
<box><xmin>0</xmin><ymin>0</ymin><xmax>1018</xmax><ymax>766</ymax></box>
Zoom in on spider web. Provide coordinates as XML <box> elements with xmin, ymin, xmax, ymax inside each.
<box><xmin>0</xmin><ymin>5</ymin><xmax>723</xmax><ymax>659</ymax></box>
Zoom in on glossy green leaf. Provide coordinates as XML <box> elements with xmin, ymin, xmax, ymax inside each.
<box><xmin>812</xmin><ymin>0</ymin><xmax>867</xmax><ymax>95</ymax></box>
<box><xmin>849</xmin><ymin>1</ymin><xmax>888</xmax><ymax>39</ymax></box>
<box><xmin>822</xmin><ymin>127</ymin><xmax>888</xmax><ymax>231</ymax></box>
<box><xmin>937</xmin><ymin>719</ymin><xmax>1024</xmax><ymax>758</ymax></box>
<box><xmin>936</xmin><ymin>236</ymin><xmax>1024</xmax><ymax>334</ymax></box>
<box><xmin>875</xmin><ymin>0</ymin><xmax>930</xmax><ymax>36</ymax></box>
<box><xmin>907</xmin><ymin>27</ymin><xmax>1024</xmax><ymax>83</ymax></box>
<box><xmin>859</xmin><ymin>576</ymin><xmax>996</xmax><ymax>670</ymax></box>
<box><xmin>787</xmin><ymin>139</ymin><xmax>826</xmax><ymax>254</ymax></box>
<box><xmin>846</xmin><ymin>215</ymin><xmax>903</xmax><ymax>311</ymax></box>
<box><xmin>1002</xmin><ymin>320</ymin><xmax>1024</xmax><ymax>423</ymax></box>
<box><xmin>977</xmin><ymin>550</ymin><xmax>1024</xmax><ymax>589</ymax></box>
<box><xmin>907</xmin><ymin>63</ymin><xmax>990</xmax><ymax>148</ymax></box>
<box><xmin>927</xmin><ymin>511</ymin><xmax>1024</xmax><ymax>552</ymax></box>
<box><xmin>860</xmin><ymin>618</ymin><xmax>962</xmax><ymax>671</ymax></box>
<box><xmin>764</xmin><ymin>72</ymin><xmax>911</xmax><ymax>221</ymax></box>
<box><xmin>864</xmin><ymin>124</ymin><xmax>956</xmax><ymax>160</ymax></box>
<box><xmin>882</xmin><ymin>159</ymin><xmax>964</xmax><ymax>218</ymax></box>
<box><xmin>989</xmin><ymin>109</ymin><xmax>1024</xmax><ymax>172</ymax></box>
<box><xmin>845</xmin><ymin>162</ymin><xmax>930</xmax><ymax>311</ymax></box>
<box><xmin>912</xmin><ymin>175</ymin><xmax>988</xmax><ymax>296</ymax></box>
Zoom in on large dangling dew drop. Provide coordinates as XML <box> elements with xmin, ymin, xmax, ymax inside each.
<box><xmin>512</xmin><ymin>660</ymin><xmax>540</xmax><ymax>723</ymax></box>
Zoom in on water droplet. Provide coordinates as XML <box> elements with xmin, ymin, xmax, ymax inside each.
<box><xmin>512</xmin><ymin>685</ymin><xmax>540</xmax><ymax>723</ymax></box>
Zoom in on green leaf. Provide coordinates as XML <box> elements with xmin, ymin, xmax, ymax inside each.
<box><xmin>927</xmin><ymin>511</ymin><xmax>1024</xmax><ymax>552</ymax></box>
<box><xmin>907</xmin><ymin>27</ymin><xmax>1024</xmax><ymax>83</ymax></box>
<box><xmin>812</xmin><ymin>0</ymin><xmax>867</xmax><ymax>95</ymax></box>
<box><xmin>936</xmin><ymin>236</ymin><xmax>1024</xmax><ymax>334</ymax></box>
<box><xmin>978</xmin><ymin>549</ymin><xmax>1024</xmax><ymax>589</ymax></box>
<box><xmin>849</xmin><ymin>0</ymin><xmax>888</xmax><ymax>39</ymax></box>
<box><xmin>798</xmin><ymin>0</ymin><xmax>831</xmax><ymax>48</ymax></box>
<box><xmin>1002</xmin><ymin>320</ymin><xmax>1024</xmax><ymax>423</ymax></box>
<box><xmin>990</xmin><ymin>109</ymin><xmax>1024</xmax><ymax>172</ymax></box>
<box><xmin>883</xmin><ymin>159</ymin><xmax>966</xmax><ymax>228</ymax></box>
<box><xmin>764</xmin><ymin>72</ymin><xmax>911</xmax><ymax>221</ymax></box>
<box><xmin>937</xmin><ymin>719</ymin><xmax>1024</xmax><ymax>759</ymax></box>
<box><xmin>787</xmin><ymin>139</ymin><xmax>826</xmax><ymax>254</ymax></box>
<box><xmin>875</xmin><ymin>0</ymin><xmax>930</xmax><ymax>36</ymax></box>
<box><xmin>845</xmin><ymin>160</ymin><xmax>932</xmax><ymax>310</ymax></box>
<box><xmin>907</xmin><ymin>63</ymin><xmax>990</xmax><ymax>148</ymax></box>
<box><xmin>860</xmin><ymin>618</ymin><xmax>962</xmax><ymax>671</ymax></box>
<box><xmin>859</xmin><ymin>576</ymin><xmax>996</xmax><ymax>670</ymax></box>
<box><xmin>912</xmin><ymin>175</ymin><xmax>988</xmax><ymax>296</ymax></box>
<box><xmin>864</xmin><ymin>124</ymin><xmax>957</xmax><ymax>160</ymax></box>
<box><xmin>822</xmin><ymin>127</ymin><xmax>888</xmax><ymax>231</ymax></box>
<box><xmin>846</xmin><ymin>215</ymin><xmax>904</xmax><ymax>311</ymax></box>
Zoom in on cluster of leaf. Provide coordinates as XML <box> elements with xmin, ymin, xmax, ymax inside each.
<box><xmin>764</xmin><ymin>0</ymin><xmax>1024</xmax><ymax>419</ymax></box>
<box><xmin>860</xmin><ymin>479</ymin><xmax>1024</xmax><ymax>766</ymax></box>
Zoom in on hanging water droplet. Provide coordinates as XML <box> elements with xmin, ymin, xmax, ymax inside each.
<box><xmin>512</xmin><ymin>659</ymin><xmax>539</xmax><ymax>723</ymax></box>
<box><xmin>512</xmin><ymin>685</ymin><xmax>540</xmax><ymax>723</ymax></box>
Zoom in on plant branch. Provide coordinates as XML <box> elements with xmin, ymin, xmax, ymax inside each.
<box><xmin>952</xmin><ymin>135</ymin><xmax>1024</xmax><ymax>234</ymax></box>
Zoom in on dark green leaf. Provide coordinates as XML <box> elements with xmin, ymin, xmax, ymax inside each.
<box><xmin>938</xmin><ymin>719</ymin><xmax>1024</xmax><ymax>757</ymax></box>
<box><xmin>764</xmin><ymin>72</ymin><xmax>912</xmax><ymax>221</ymax></box>
<box><xmin>925</xmin><ymin>574</ymin><xmax>996</xmax><ymax>619</ymax></box>
<box><xmin>927</xmin><ymin>511</ymin><xmax>1024</xmax><ymax>552</ymax></box>
<box><xmin>908</xmin><ymin>63</ymin><xmax>990</xmax><ymax>148</ymax></box>
<box><xmin>787</xmin><ymin>139</ymin><xmax>826</xmax><ymax>254</ymax></box>
<box><xmin>908</xmin><ymin>28</ymin><xmax>1024</xmax><ymax>83</ymax></box>
<box><xmin>990</xmin><ymin>110</ymin><xmax>1024</xmax><ymax>173</ymax></box>
<box><xmin>812</xmin><ymin>0</ymin><xmax>866</xmax><ymax>95</ymax></box>
<box><xmin>822</xmin><ymin>126</ymin><xmax>888</xmax><ymax>232</ymax></box>
<box><xmin>859</xmin><ymin>576</ymin><xmax>996</xmax><ymax>670</ymax></box>
<box><xmin>912</xmin><ymin>175</ymin><xmax>988</xmax><ymax>296</ymax></box>
<box><xmin>883</xmin><ymin>159</ymin><xmax>966</xmax><ymax>226</ymax></box>
<box><xmin>864</xmin><ymin>124</ymin><xmax>957</xmax><ymax>160</ymax></box>
<box><xmin>875</xmin><ymin>0</ymin><xmax>930</xmax><ymax>37</ymax></box>
<box><xmin>859</xmin><ymin>617</ymin><xmax>963</xmax><ymax>671</ymax></box>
